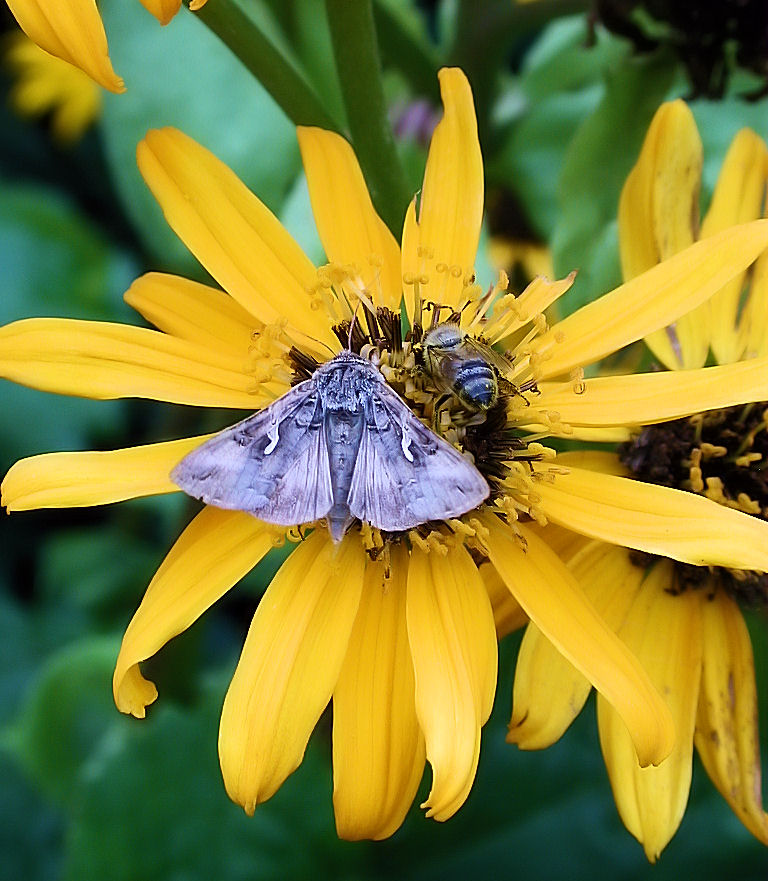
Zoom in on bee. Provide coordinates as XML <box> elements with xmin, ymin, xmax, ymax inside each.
<box><xmin>422</xmin><ymin>322</ymin><xmax>512</xmax><ymax>412</ymax></box>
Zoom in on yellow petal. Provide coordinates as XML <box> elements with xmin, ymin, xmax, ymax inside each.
<box><xmin>487</xmin><ymin>273</ymin><xmax>576</xmax><ymax>345</ymax></box>
<box><xmin>535</xmin><ymin>358</ymin><xmax>768</xmax><ymax>428</ymax></box>
<box><xmin>113</xmin><ymin>508</ymin><xmax>275</xmax><ymax>717</ymax></box>
<box><xmin>695</xmin><ymin>590</ymin><xmax>768</xmax><ymax>844</ymax></box>
<box><xmin>219</xmin><ymin>532</ymin><xmax>365</xmax><ymax>812</ymax></box>
<box><xmin>137</xmin><ymin>128</ymin><xmax>335</xmax><ymax>348</ymax></box>
<box><xmin>138</xmin><ymin>0</ymin><xmax>182</xmax><ymax>26</ymax></box>
<box><xmin>619</xmin><ymin>101</ymin><xmax>706</xmax><ymax>369</ymax></box>
<box><xmin>744</xmin><ymin>246</ymin><xmax>768</xmax><ymax>359</ymax></box>
<box><xmin>535</xmin><ymin>463</ymin><xmax>768</xmax><ymax>570</ymax></box>
<box><xmin>0</xmin><ymin>317</ymin><xmax>267</xmax><ymax>408</ymax></box>
<box><xmin>481</xmin><ymin>515</ymin><xmax>674</xmax><ymax>767</ymax></box>
<box><xmin>401</xmin><ymin>68</ymin><xmax>483</xmax><ymax>310</ymax></box>
<box><xmin>2</xmin><ymin>435</ymin><xmax>212</xmax><ymax>511</ymax></box>
<box><xmin>125</xmin><ymin>273</ymin><xmax>257</xmax><ymax>354</ymax></box>
<box><xmin>509</xmin><ymin>541</ymin><xmax>645</xmax><ymax>749</ymax></box>
<box><xmin>6</xmin><ymin>0</ymin><xmax>124</xmax><ymax>92</ymax></box>
<box><xmin>332</xmin><ymin>547</ymin><xmax>425</xmax><ymax>840</ymax></box>
<box><xmin>406</xmin><ymin>542</ymin><xmax>497</xmax><ymax>821</ymax></box>
<box><xmin>535</xmin><ymin>221</ymin><xmax>768</xmax><ymax>379</ymax></box>
<box><xmin>551</xmin><ymin>449</ymin><xmax>630</xmax><ymax>476</ymax></box>
<box><xmin>478</xmin><ymin>562</ymin><xmax>527</xmax><ymax>639</ymax></box>
<box><xmin>701</xmin><ymin>129</ymin><xmax>768</xmax><ymax>364</ymax></box>
<box><xmin>597</xmin><ymin>562</ymin><xmax>703</xmax><ymax>862</ymax></box>
<box><xmin>297</xmin><ymin>127</ymin><xmax>402</xmax><ymax>311</ymax></box>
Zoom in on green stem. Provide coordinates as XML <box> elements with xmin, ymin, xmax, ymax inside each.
<box><xmin>191</xmin><ymin>0</ymin><xmax>341</xmax><ymax>131</ymax></box>
<box><xmin>325</xmin><ymin>0</ymin><xmax>412</xmax><ymax>237</ymax></box>
<box><xmin>372</xmin><ymin>0</ymin><xmax>441</xmax><ymax>103</ymax></box>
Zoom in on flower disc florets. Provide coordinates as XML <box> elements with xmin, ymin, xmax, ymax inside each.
<box><xmin>621</xmin><ymin>403</ymin><xmax>768</xmax><ymax>605</ymax></box>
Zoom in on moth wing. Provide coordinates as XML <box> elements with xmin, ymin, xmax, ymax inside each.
<box><xmin>347</xmin><ymin>382</ymin><xmax>489</xmax><ymax>531</ymax></box>
<box><xmin>171</xmin><ymin>380</ymin><xmax>333</xmax><ymax>525</ymax></box>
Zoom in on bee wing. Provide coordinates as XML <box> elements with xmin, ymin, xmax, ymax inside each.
<box><xmin>347</xmin><ymin>382</ymin><xmax>489</xmax><ymax>531</ymax></box>
<box><xmin>461</xmin><ymin>335</ymin><xmax>517</xmax><ymax>379</ymax></box>
<box><xmin>171</xmin><ymin>380</ymin><xmax>333</xmax><ymax>525</ymax></box>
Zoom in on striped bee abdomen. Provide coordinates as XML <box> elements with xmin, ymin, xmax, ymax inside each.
<box><xmin>453</xmin><ymin>360</ymin><xmax>498</xmax><ymax>410</ymax></box>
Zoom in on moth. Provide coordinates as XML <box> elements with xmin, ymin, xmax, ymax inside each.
<box><xmin>172</xmin><ymin>351</ymin><xmax>489</xmax><ymax>542</ymax></box>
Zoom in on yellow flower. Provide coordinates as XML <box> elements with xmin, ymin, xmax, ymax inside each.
<box><xmin>4</xmin><ymin>0</ymin><xmax>209</xmax><ymax>93</ymax></box>
<box><xmin>3</xmin><ymin>71</ymin><xmax>768</xmax><ymax>839</ymax></box>
<box><xmin>5</xmin><ymin>32</ymin><xmax>101</xmax><ymax>142</ymax></box>
<box><xmin>508</xmin><ymin>101</ymin><xmax>768</xmax><ymax>860</ymax></box>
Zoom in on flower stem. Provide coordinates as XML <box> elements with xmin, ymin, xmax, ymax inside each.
<box><xmin>191</xmin><ymin>0</ymin><xmax>341</xmax><ymax>131</ymax></box>
<box><xmin>325</xmin><ymin>0</ymin><xmax>412</xmax><ymax>237</ymax></box>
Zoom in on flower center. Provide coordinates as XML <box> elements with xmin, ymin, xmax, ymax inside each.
<box><xmin>621</xmin><ymin>404</ymin><xmax>768</xmax><ymax>606</ymax></box>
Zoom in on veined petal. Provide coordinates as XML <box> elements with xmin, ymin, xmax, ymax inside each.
<box><xmin>139</xmin><ymin>0</ymin><xmax>182</xmax><ymax>26</ymax></box>
<box><xmin>1</xmin><ymin>435</ymin><xmax>211</xmax><ymax>511</ymax></box>
<box><xmin>219</xmin><ymin>532</ymin><xmax>366</xmax><ymax>812</ymax></box>
<box><xmin>297</xmin><ymin>127</ymin><xmax>402</xmax><ymax>311</ymax></box>
<box><xmin>333</xmin><ymin>547</ymin><xmax>425</xmax><ymax>840</ymax></box>
<box><xmin>619</xmin><ymin>101</ymin><xmax>706</xmax><ymax>369</ymax></box>
<box><xmin>744</xmin><ymin>247</ymin><xmax>768</xmax><ymax>359</ymax></box>
<box><xmin>481</xmin><ymin>515</ymin><xmax>674</xmax><ymax>767</ymax></box>
<box><xmin>597</xmin><ymin>562</ymin><xmax>703</xmax><ymax>862</ymax></box>
<box><xmin>0</xmin><ymin>317</ymin><xmax>267</xmax><ymax>408</ymax></box>
<box><xmin>401</xmin><ymin>68</ymin><xmax>483</xmax><ymax>310</ymax></box>
<box><xmin>536</xmin><ymin>358</ymin><xmax>768</xmax><ymax>428</ymax></box>
<box><xmin>125</xmin><ymin>273</ymin><xmax>257</xmax><ymax>354</ymax></box>
<box><xmin>701</xmin><ymin>129</ymin><xmax>768</xmax><ymax>364</ymax></box>
<box><xmin>6</xmin><ymin>0</ymin><xmax>124</xmax><ymax>92</ymax></box>
<box><xmin>552</xmin><ymin>450</ymin><xmax>630</xmax><ymax>477</ymax></box>
<box><xmin>406</xmin><ymin>542</ymin><xmax>497</xmax><ymax>821</ymax></box>
<box><xmin>534</xmin><ymin>463</ymin><xmax>768</xmax><ymax>571</ymax></box>
<box><xmin>509</xmin><ymin>541</ymin><xmax>645</xmax><ymax>749</ymax></box>
<box><xmin>695</xmin><ymin>591</ymin><xmax>768</xmax><ymax>844</ymax></box>
<box><xmin>478</xmin><ymin>562</ymin><xmax>527</xmax><ymax>639</ymax></box>
<box><xmin>534</xmin><ymin>221</ymin><xmax>768</xmax><ymax>380</ymax></box>
<box><xmin>137</xmin><ymin>128</ymin><xmax>335</xmax><ymax>347</ymax></box>
<box><xmin>113</xmin><ymin>508</ymin><xmax>275</xmax><ymax>717</ymax></box>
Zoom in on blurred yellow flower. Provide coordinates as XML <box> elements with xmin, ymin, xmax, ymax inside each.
<box><xmin>4</xmin><ymin>0</ymin><xmax>209</xmax><ymax>92</ymax></box>
<box><xmin>3</xmin><ymin>73</ymin><xmax>768</xmax><ymax>840</ymax></box>
<box><xmin>5</xmin><ymin>32</ymin><xmax>101</xmax><ymax>142</ymax></box>
<box><xmin>508</xmin><ymin>101</ymin><xmax>768</xmax><ymax>860</ymax></box>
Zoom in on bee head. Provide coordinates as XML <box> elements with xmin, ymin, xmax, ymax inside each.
<box><xmin>422</xmin><ymin>322</ymin><xmax>464</xmax><ymax>352</ymax></box>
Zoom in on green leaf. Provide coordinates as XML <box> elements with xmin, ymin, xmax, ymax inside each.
<box><xmin>63</xmin><ymin>675</ymin><xmax>363</xmax><ymax>881</ymax></box>
<box><xmin>98</xmin><ymin>0</ymin><xmax>302</xmax><ymax>275</ymax></box>
<box><xmin>0</xmin><ymin>182</ymin><xmax>131</xmax><ymax>462</ymax></box>
<box><xmin>6</xmin><ymin>636</ymin><xmax>119</xmax><ymax>805</ymax></box>
<box><xmin>551</xmin><ymin>53</ymin><xmax>676</xmax><ymax>314</ymax></box>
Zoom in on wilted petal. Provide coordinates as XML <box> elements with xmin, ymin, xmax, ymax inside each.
<box><xmin>219</xmin><ymin>532</ymin><xmax>365</xmax><ymax>812</ymax></box>
<box><xmin>598</xmin><ymin>562</ymin><xmax>703</xmax><ymax>862</ymax></box>
<box><xmin>333</xmin><ymin>546</ymin><xmax>425</xmax><ymax>840</ymax></box>
<box><xmin>695</xmin><ymin>590</ymin><xmax>768</xmax><ymax>844</ymax></box>
<box><xmin>406</xmin><ymin>543</ymin><xmax>496</xmax><ymax>821</ymax></box>
<box><xmin>701</xmin><ymin>129</ymin><xmax>768</xmax><ymax>364</ymax></box>
<box><xmin>113</xmin><ymin>508</ymin><xmax>275</xmax><ymax>717</ymax></box>
<box><xmin>2</xmin><ymin>435</ymin><xmax>211</xmax><ymax>511</ymax></box>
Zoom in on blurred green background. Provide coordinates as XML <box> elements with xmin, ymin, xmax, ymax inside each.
<box><xmin>1</xmin><ymin>2</ymin><xmax>766</xmax><ymax>879</ymax></box>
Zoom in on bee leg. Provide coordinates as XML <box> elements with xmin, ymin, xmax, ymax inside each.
<box><xmin>432</xmin><ymin>392</ymin><xmax>453</xmax><ymax>431</ymax></box>
<box><xmin>463</xmin><ymin>410</ymin><xmax>488</xmax><ymax>427</ymax></box>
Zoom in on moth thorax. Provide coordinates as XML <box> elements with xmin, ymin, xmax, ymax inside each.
<box><xmin>453</xmin><ymin>360</ymin><xmax>498</xmax><ymax>410</ymax></box>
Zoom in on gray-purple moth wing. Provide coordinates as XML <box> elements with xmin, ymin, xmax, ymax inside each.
<box><xmin>347</xmin><ymin>380</ymin><xmax>489</xmax><ymax>531</ymax></box>
<box><xmin>171</xmin><ymin>379</ymin><xmax>333</xmax><ymax>526</ymax></box>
